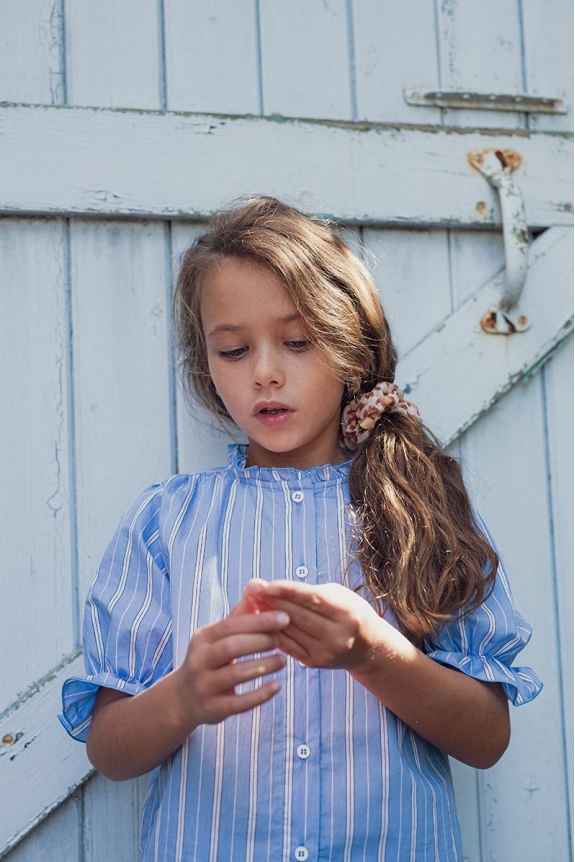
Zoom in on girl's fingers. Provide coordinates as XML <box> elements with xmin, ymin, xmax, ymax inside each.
<box><xmin>211</xmin><ymin>652</ymin><xmax>287</xmax><ymax>693</ymax></box>
<box><xmin>206</xmin><ymin>632</ymin><xmax>283</xmax><ymax>667</ymax></box>
<box><xmin>204</xmin><ymin>609</ymin><xmax>290</xmax><ymax>643</ymax></box>
<box><xmin>216</xmin><ymin>678</ymin><xmax>282</xmax><ymax>718</ymax></box>
<box><xmin>252</xmin><ymin>596</ymin><xmax>335</xmax><ymax>641</ymax></box>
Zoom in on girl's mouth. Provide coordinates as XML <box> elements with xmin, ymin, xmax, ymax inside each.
<box><xmin>254</xmin><ymin>405</ymin><xmax>294</xmax><ymax>427</ymax></box>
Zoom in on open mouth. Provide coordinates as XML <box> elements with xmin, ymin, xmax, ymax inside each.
<box><xmin>259</xmin><ymin>408</ymin><xmax>288</xmax><ymax>415</ymax></box>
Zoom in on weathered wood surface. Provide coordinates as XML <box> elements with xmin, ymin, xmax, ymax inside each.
<box><xmin>457</xmin><ymin>359</ymin><xmax>571</xmax><ymax>861</ymax></box>
<box><xmin>69</xmin><ymin>220</ymin><xmax>174</xmax><ymax>600</ymax></box>
<box><xmin>0</xmin><ymin>104</ymin><xmax>572</xmax><ymax>227</ymax></box>
<box><xmin>64</xmin><ymin>0</ymin><xmax>163</xmax><ymax>109</ymax></box>
<box><xmin>0</xmin><ymin>219</ymin><xmax>75</xmax><ymax>713</ymax></box>
<box><xmin>0</xmin><ymin>653</ymin><xmax>91</xmax><ymax>857</ymax></box>
<box><xmin>398</xmin><ymin>227</ymin><xmax>574</xmax><ymax>445</ymax></box>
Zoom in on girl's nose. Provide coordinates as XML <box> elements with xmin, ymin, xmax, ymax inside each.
<box><xmin>252</xmin><ymin>348</ymin><xmax>285</xmax><ymax>389</ymax></box>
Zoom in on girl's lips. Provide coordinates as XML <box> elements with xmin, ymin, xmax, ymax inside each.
<box><xmin>253</xmin><ymin>404</ymin><xmax>295</xmax><ymax>427</ymax></box>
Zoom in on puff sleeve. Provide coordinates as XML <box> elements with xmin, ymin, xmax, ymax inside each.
<box><xmin>422</xmin><ymin>513</ymin><xmax>543</xmax><ymax>706</ymax></box>
<box><xmin>58</xmin><ymin>484</ymin><xmax>173</xmax><ymax>742</ymax></box>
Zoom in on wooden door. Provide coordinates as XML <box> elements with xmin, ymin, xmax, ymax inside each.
<box><xmin>1</xmin><ymin>2</ymin><xmax>572</xmax><ymax>860</ymax></box>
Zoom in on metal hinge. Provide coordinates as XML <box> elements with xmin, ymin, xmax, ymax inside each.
<box><xmin>405</xmin><ymin>89</ymin><xmax>567</xmax><ymax>114</ymax></box>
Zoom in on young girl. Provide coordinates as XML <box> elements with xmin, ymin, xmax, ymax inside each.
<box><xmin>59</xmin><ymin>196</ymin><xmax>541</xmax><ymax>862</ymax></box>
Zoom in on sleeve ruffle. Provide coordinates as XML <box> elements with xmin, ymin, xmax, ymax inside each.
<box><xmin>58</xmin><ymin>481</ymin><xmax>175</xmax><ymax>743</ymax></box>
<box><xmin>58</xmin><ymin>673</ymin><xmax>148</xmax><ymax>742</ymax></box>
<box><xmin>424</xmin><ymin>621</ymin><xmax>543</xmax><ymax>706</ymax></box>
<box><xmin>423</xmin><ymin>513</ymin><xmax>543</xmax><ymax>706</ymax></box>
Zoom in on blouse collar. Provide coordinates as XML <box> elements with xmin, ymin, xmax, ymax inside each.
<box><xmin>228</xmin><ymin>444</ymin><xmax>352</xmax><ymax>485</ymax></box>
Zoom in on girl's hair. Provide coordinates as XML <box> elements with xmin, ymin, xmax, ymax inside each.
<box><xmin>174</xmin><ymin>195</ymin><xmax>498</xmax><ymax>642</ymax></box>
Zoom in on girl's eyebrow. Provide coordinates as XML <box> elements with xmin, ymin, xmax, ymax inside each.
<box><xmin>207</xmin><ymin>313</ymin><xmax>301</xmax><ymax>339</ymax></box>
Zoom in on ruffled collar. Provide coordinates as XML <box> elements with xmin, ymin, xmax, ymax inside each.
<box><xmin>227</xmin><ymin>444</ymin><xmax>352</xmax><ymax>485</ymax></box>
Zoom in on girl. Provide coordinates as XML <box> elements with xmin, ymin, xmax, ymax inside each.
<box><xmin>59</xmin><ymin>196</ymin><xmax>541</xmax><ymax>862</ymax></box>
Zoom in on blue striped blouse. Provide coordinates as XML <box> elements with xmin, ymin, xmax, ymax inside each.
<box><xmin>59</xmin><ymin>445</ymin><xmax>542</xmax><ymax>862</ymax></box>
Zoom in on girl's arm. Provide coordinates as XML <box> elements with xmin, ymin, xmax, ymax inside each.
<box><xmin>244</xmin><ymin>580</ymin><xmax>510</xmax><ymax>769</ymax></box>
<box><xmin>86</xmin><ymin>607</ymin><xmax>289</xmax><ymax>781</ymax></box>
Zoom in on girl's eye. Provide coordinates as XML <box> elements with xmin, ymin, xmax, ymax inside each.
<box><xmin>286</xmin><ymin>340</ymin><xmax>310</xmax><ymax>350</ymax></box>
<box><xmin>219</xmin><ymin>347</ymin><xmax>248</xmax><ymax>359</ymax></box>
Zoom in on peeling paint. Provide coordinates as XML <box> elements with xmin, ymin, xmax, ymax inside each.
<box><xmin>0</xmin><ymin>101</ymin><xmax>572</xmax><ymax>140</ymax></box>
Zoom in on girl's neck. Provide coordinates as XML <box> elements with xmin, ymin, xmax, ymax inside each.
<box><xmin>244</xmin><ymin>439</ymin><xmax>350</xmax><ymax>470</ymax></box>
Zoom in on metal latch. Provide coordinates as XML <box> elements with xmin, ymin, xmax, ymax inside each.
<box><xmin>468</xmin><ymin>148</ymin><xmax>530</xmax><ymax>335</ymax></box>
<box><xmin>405</xmin><ymin>89</ymin><xmax>567</xmax><ymax>114</ymax></box>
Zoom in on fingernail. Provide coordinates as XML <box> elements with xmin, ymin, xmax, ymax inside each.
<box><xmin>270</xmin><ymin>680</ymin><xmax>281</xmax><ymax>692</ymax></box>
<box><xmin>275</xmin><ymin>611</ymin><xmax>290</xmax><ymax>625</ymax></box>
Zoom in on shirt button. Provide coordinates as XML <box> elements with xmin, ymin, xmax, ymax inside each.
<box><xmin>294</xmin><ymin>847</ymin><xmax>309</xmax><ymax>861</ymax></box>
<box><xmin>296</xmin><ymin>744</ymin><xmax>310</xmax><ymax>760</ymax></box>
<box><xmin>295</xmin><ymin>565</ymin><xmax>308</xmax><ymax>579</ymax></box>
<box><xmin>291</xmin><ymin>490</ymin><xmax>304</xmax><ymax>503</ymax></box>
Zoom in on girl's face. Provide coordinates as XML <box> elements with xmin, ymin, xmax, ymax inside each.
<box><xmin>200</xmin><ymin>257</ymin><xmax>347</xmax><ymax>470</ymax></box>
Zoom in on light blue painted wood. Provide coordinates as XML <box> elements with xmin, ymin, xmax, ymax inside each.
<box><xmin>0</xmin><ymin>218</ymin><xmax>75</xmax><ymax>713</ymax></box>
<box><xmin>64</xmin><ymin>0</ymin><xmax>162</xmax><ymax>108</ymax></box>
<box><xmin>69</xmin><ymin>219</ymin><xmax>174</xmax><ymax>601</ymax></box>
<box><xmin>460</xmin><ymin>374</ymin><xmax>571</xmax><ymax>861</ymax></box>
<box><xmin>542</xmin><ymin>336</ymin><xmax>574</xmax><ymax>823</ymax></box>
<box><xmin>437</xmin><ymin>0</ymin><xmax>526</xmax><ymax>130</ymax></box>
<box><xmin>449</xmin><ymin>230</ymin><xmax>505</xmax><ymax>308</ymax></box>
<box><xmin>0</xmin><ymin>0</ymin><xmax>64</xmax><ymax>104</ymax></box>
<box><xmin>171</xmin><ymin>221</ymin><xmax>237</xmax><ymax>473</ymax></box>
<box><xmin>164</xmin><ymin>0</ymin><xmax>260</xmax><ymax>114</ymax></box>
<box><xmin>259</xmin><ymin>0</ymin><xmax>352</xmax><ymax>119</ymax></box>
<box><xmin>522</xmin><ymin>0</ymin><xmax>573</xmax><ymax>133</ymax></box>
<box><xmin>362</xmin><ymin>228</ymin><xmax>452</xmax><ymax>357</ymax></box>
<box><xmin>83</xmin><ymin>772</ymin><xmax>149</xmax><ymax>862</ymax></box>
<box><xmin>353</xmin><ymin>0</ymin><xmax>441</xmax><ymax>124</ymax></box>
<box><xmin>3</xmin><ymin>794</ymin><xmax>81</xmax><ymax>862</ymax></box>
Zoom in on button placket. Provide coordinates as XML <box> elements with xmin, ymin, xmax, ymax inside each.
<box><xmin>289</xmin><ymin>479</ymin><xmax>319</xmax><ymax>860</ymax></box>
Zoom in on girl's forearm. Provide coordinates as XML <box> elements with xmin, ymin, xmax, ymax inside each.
<box><xmin>86</xmin><ymin>669</ymin><xmax>197</xmax><ymax>781</ymax></box>
<box><xmin>349</xmin><ymin>621</ymin><xmax>510</xmax><ymax>769</ymax></box>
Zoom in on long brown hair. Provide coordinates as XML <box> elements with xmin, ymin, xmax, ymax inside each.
<box><xmin>174</xmin><ymin>196</ymin><xmax>498</xmax><ymax>642</ymax></box>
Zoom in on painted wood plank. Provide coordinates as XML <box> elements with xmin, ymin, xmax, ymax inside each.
<box><xmin>164</xmin><ymin>0</ymin><xmax>260</xmax><ymax>114</ymax></box>
<box><xmin>70</xmin><ymin>220</ymin><xmax>174</xmax><ymax>601</ymax></box>
<box><xmin>437</xmin><ymin>0</ymin><xmax>526</xmax><ymax>130</ymax></box>
<box><xmin>542</xmin><ymin>336</ymin><xmax>574</xmax><ymax>816</ymax></box>
<box><xmin>0</xmin><ymin>105</ymin><xmax>572</xmax><ymax>227</ymax></box>
<box><xmin>171</xmin><ymin>222</ymin><xmax>236</xmax><ymax>473</ymax></box>
<box><xmin>0</xmin><ymin>653</ymin><xmax>91</xmax><ymax>856</ymax></box>
<box><xmin>0</xmin><ymin>219</ymin><xmax>75</xmax><ymax>713</ymax></box>
<box><xmin>259</xmin><ymin>0</ymin><xmax>352</xmax><ymax>120</ymax></box>
<box><xmin>83</xmin><ymin>772</ymin><xmax>149</xmax><ymax>862</ymax></box>
<box><xmin>353</xmin><ymin>0</ymin><xmax>441</xmax><ymax>125</ymax></box>
<box><xmin>0</xmin><ymin>0</ymin><xmax>64</xmax><ymax>104</ymax></box>
<box><xmin>521</xmin><ymin>0</ymin><xmax>574</xmax><ymax>133</ymax></box>
<box><xmin>450</xmin><ymin>759</ymin><xmax>480</xmax><ymax>862</ymax></box>
<box><xmin>459</xmin><ymin>372</ymin><xmax>570</xmax><ymax>860</ymax></box>
<box><xmin>64</xmin><ymin>0</ymin><xmax>162</xmax><ymax>108</ymax></box>
<box><xmin>449</xmin><ymin>229</ymin><xmax>505</xmax><ymax>308</ymax></box>
<box><xmin>363</xmin><ymin>228</ymin><xmax>452</xmax><ymax>356</ymax></box>
<box><xmin>397</xmin><ymin>226</ymin><xmax>574</xmax><ymax>445</ymax></box>
<box><xmin>3</xmin><ymin>794</ymin><xmax>82</xmax><ymax>862</ymax></box>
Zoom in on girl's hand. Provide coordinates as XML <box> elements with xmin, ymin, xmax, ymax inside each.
<box><xmin>243</xmin><ymin>579</ymin><xmax>387</xmax><ymax>672</ymax></box>
<box><xmin>173</xmin><ymin>608</ymin><xmax>289</xmax><ymax>729</ymax></box>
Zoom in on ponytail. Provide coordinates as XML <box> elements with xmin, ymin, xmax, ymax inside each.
<box><xmin>347</xmin><ymin>410</ymin><xmax>498</xmax><ymax>643</ymax></box>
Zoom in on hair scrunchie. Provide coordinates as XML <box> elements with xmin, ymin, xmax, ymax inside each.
<box><xmin>341</xmin><ymin>381</ymin><xmax>420</xmax><ymax>450</ymax></box>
